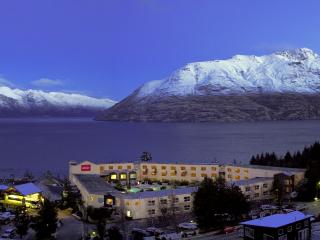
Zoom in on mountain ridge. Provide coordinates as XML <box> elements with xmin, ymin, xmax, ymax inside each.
<box><xmin>98</xmin><ymin>48</ymin><xmax>320</xmax><ymax>122</ymax></box>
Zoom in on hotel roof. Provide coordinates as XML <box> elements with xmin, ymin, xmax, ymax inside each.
<box><xmin>122</xmin><ymin>186</ymin><xmax>197</xmax><ymax>200</ymax></box>
<box><xmin>0</xmin><ymin>185</ymin><xmax>8</xmax><ymax>190</ymax></box>
<box><xmin>241</xmin><ymin>211</ymin><xmax>311</xmax><ymax>228</ymax></box>
<box><xmin>238</xmin><ymin>164</ymin><xmax>306</xmax><ymax>172</ymax></box>
<box><xmin>232</xmin><ymin>177</ymin><xmax>273</xmax><ymax>186</ymax></box>
<box><xmin>74</xmin><ymin>174</ymin><xmax>120</xmax><ymax>195</ymax></box>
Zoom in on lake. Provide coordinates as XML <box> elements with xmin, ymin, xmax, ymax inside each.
<box><xmin>0</xmin><ymin>118</ymin><xmax>319</xmax><ymax>176</ymax></box>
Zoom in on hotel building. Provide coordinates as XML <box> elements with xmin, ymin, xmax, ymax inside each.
<box><xmin>69</xmin><ymin>161</ymin><xmax>306</xmax><ymax>220</ymax></box>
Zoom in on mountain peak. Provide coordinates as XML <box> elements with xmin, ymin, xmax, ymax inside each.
<box><xmin>275</xmin><ymin>48</ymin><xmax>317</xmax><ymax>60</ymax></box>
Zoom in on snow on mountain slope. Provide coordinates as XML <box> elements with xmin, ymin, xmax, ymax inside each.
<box><xmin>137</xmin><ymin>48</ymin><xmax>320</xmax><ymax>97</ymax></box>
<box><xmin>99</xmin><ymin>48</ymin><xmax>320</xmax><ymax>122</ymax></box>
<box><xmin>0</xmin><ymin>86</ymin><xmax>116</xmax><ymax>108</ymax></box>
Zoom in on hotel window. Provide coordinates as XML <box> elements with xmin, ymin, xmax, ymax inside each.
<box><xmin>235</xmin><ymin>175</ymin><xmax>240</xmax><ymax>180</ymax></box>
<box><xmin>211</xmin><ymin>167</ymin><xmax>216</xmax><ymax>171</ymax></box>
<box><xmin>244</xmin><ymin>169</ymin><xmax>249</xmax><ymax>173</ymax></box>
<box><xmin>110</xmin><ymin>173</ymin><xmax>117</xmax><ymax>180</ymax></box>
<box><xmin>254</xmin><ymin>185</ymin><xmax>260</xmax><ymax>190</ymax></box>
<box><xmin>296</xmin><ymin>223</ymin><xmax>301</xmax><ymax>229</ymax></box>
<box><xmin>126</xmin><ymin>201</ymin><xmax>130</xmax><ymax>206</ymax></box>
<box><xmin>162</xmin><ymin>172</ymin><xmax>167</xmax><ymax>176</ymax></box>
<box><xmin>120</xmin><ymin>173</ymin><xmax>127</xmax><ymax>180</ymax></box>
<box><xmin>118</xmin><ymin>165</ymin><xmax>123</xmax><ymax>170</ymax></box>
<box><xmin>180</xmin><ymin>166</ymin><xmax>186</xmax><ymax>170</ymax></box>
<box><xmin>173</xmin><ymin>197</ymin><xmax>179</xmax><ymax>203</ymax></box>
<box><xmin>171</xmin><ymin>166</ymin><xmax>176</xmax><ymax>170</ymax></box>
<box><xmin>227</xmin><ymin>168</ymin><xmax>232</xmax><ymax>172</ymax></box>
<box><xmin>170</xmin><ymin>171</ymin><xmax>177</xmax><ymax>176</ymax></box>
<box><xmin>100</xmin><ymin>166</ymin><xmax>105</xmax><ymax>172</ymax></box>
<box><xmin>160</xmin><ymin>199</ymin><xmax>167</xmax><ymax>204</ymax></box>
<box><xmin>227</xmin><ymin>174</ymin><xmax>232</xmax><ymax>179</ymax></box>
<box><xmin>245</xmin><ymin>195</ymin><xmax>250</xmax><ymax>200</ymax></box>
<box><xmin>148</xmin><ymin>200</ymin><xmax>155</xmax><ymax>206</ymax></box>
<box><xmin>191</xmin><ymin>167</ymin><xmax>196</xmax><ymax>171</ymax></box>
<box><xmin>161</xmin><ymin>166</ymin><xmax>166</xmax><ymax>170</ymax></box>
<box><xmin>263</xmin><ymin>183</ymin><xmax>268</xmax><ymax>188</ymax></box>
<box><xmin>108</xmin><ymin>166</ymin><xmax>114</xmax><ymax>170</ymax></box>
<box><xmin>135</xmin><ymin>201</ymin><xmax>140</xmax><ymax>206</ymax></box>
<box><xmin>245</xmin><ymin>187</ymin><xmax>250</xmax><ymax>192</ymax></box>
<box><xmin>245</xmin><ymin>176</ymin><xmax>249</xmax><ymax>179</ymax></box>
<box><xmin>287</xmin><ymin>226</ymin><xmax>292</xmax><ymax>232</ymax></box>
<box><xmin>127</xmin><ymin>165</ymin><xmax>132</xmax><ymax>169</ymax></box>
<box><xmin>201</xmin><ymin>173</ymin><xmax>207</xmax><ymax>177</ymax></box>
<box><xmin>191</xmin><ymin>173</ymin><xmax>196</xmax><ymax>177</ymax></box>
<box><xmin>254</xmin><ymin>193</ymin><xmax>259</xmax><ymax>198</ymax></box>
<box><xmin>142</xmin><ymin>165</ymin><xmax>147</xmax><ymax>169</ymax></box>
<box><xmin>304</xmin><ymin>220</ymin><xmax>309</xmax><ymax>227</ymax></box>
<box><xmin>184</xmin><ymin>205</ymin><xmax>191</xmax><ymax>211</ymax></box>
<box><xmin>211</xmin><ymin>173</ymin><xmax>217</xmax><ymax>178</ymax></box>
<box><xmin>184</xmin><ymin>196</ymin><xmax>191</xmax><ymax>202</ymax></box>
<box><xmin>263</xmin><ymin>191</ymin><xmax>269</xmax><ymax>196</ymax></box>
<box><xmin>201</xmin><ymin>167</ymin><xmax>206</xmax><ymax>171</ymax></box>
<box><xmin>151</xmin><ymin>165</ymin><xmax>157</xmax><ymax>169</ymax></box>
<box><xmin>148</xmin><ymin>209</ymin><xmax>155</xmax><ymax>215</ymax></box>
<box><xmin>278</xmin><ymin>229</ymin><xmax>283</xmax><ymax>235</ymax></box>
<box><xmin>235</xmin><ymin>168</ymin><xmax>240</xmax><ymax>173</ymax></box>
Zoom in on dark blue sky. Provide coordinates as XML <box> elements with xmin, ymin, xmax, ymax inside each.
<box><xmin>0</xmin><ymin>0</ymin><xmax>319</xmax><ymax>100</ymax></box>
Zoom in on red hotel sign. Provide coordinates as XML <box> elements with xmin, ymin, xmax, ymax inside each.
<box><xmin>81</xmin><ymin>164</ymin><xmax>91</xmax><ymax>171</ymax></box>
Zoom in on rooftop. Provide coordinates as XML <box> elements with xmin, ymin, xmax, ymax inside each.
<box><xmin>122</xmin><ymin>186</ymin><xmax>197</xmax><ymax>200</ymax></box>
<box><xmin>238</xmin><ymin>164</ymin><xmax>306</xmax><ymax>173</ymax></box>
<box><xmin>232</xmin><ymin>177</ymin><xmax>273</xmax><ymax>186</ymax></box>
<box><xmin>15</xmin><ymin>183</ymin><xmax>42</xmax><ymax>196</ymax></box>
<box><xmin>74</xmin><ymin>174</ymin><xmax>119</xmax><ymax>195</ymax></box>
<box><xmin>241</xmin><ymin>211</ymin><xmax>311</xmax><ymax>228</ymax></box>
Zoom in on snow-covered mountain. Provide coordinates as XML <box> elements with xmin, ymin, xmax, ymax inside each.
<box><xmin>0</xmin><ymin>86</ymin><xmax>116</xmax><ymax>117</ymax></box>
<box><xmin>98</xmin><ymin>48</ymin><xmax>320</xmax><ymax>122</ymax></box>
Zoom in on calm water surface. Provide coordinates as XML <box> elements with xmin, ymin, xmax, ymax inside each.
<box><xmin>0</xmin><ymin>118</ymin><xmax>319</xmax><ymax>175</ymax></box>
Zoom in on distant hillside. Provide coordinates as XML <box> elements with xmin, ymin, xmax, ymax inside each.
<box><xmin>0</xmin><ymin>86</ymin><xmax>116</xmax><ymax>117</ymax></box>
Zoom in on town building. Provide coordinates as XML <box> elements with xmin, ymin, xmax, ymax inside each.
<box><xmin>69</xmin><ymin>161</ymin><xmax>306</xmax><ymax>220</ymax></box>
<box><xmin>241</xmin><ymin>211</ymin><xmax>311</xmax><ymax>240</ymax></box>
<box><xmin>0</xmin><ymin>183</ymin><xmax>43</xmax><ymax>209</ymax></box>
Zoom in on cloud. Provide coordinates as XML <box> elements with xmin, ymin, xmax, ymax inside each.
<box><xmin>0</xmin><ymin>76</ymin><xmax>15</xmax><ymax>87</ymax></box>
<box><xmin>31</xmin><ymin>78</ymin><xmax>64</xmax><ymax>88</ymax></box>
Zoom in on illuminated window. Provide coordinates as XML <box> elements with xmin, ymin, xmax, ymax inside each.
<box><xmin>227</xmin><ymin>168</ymin><xmax>232</xmax><ymax>172</ymax></box>
<box><xmin>171</xmin><ymin>166</ymin><xmax>176</xmax><ymax>170</ymax></box>
<box><xmin>135</xmin><ymin>201</ymin><xmax>140</xmax><ymax>206</ymax></box>
<box><xmin>170</xmin><ymin>171</ymin><xmax>177</xmax><ymax>176</ymax></box>
<box><xmin>106</xmin><ymin>197</ymin><xmax>113</xmax><ymax>206</ymax></box>
<box><xmin>191</xmin><ymin>167</ymin><xmax>196</xmax><ymax>171</ymax></box>
<box><xmin>129</xmin><ymin>172</ymin><xmax>137</xmax><ymax>179</ymax></box>
<box><xmin>126</xmin><ymin>201</ymin><xmax>130</xmax><ymax>206</ymax></box>
<box><xmin>201</xmin><ymin>167</ymin><xmax>206</xmax><ymax>171</ymax></box>
<box><xmin>235</xmin><ymin>175</ymin><xmax>240</xmax><ymax>180</ymax></box>
<box><xmin>235</xmin><ymin>168</ymin><xmax>240</xmax><ymax>173</ymax></box>
<box><xmin>126</xmin><ymin>210</ymin><xmax>131</xmax><ymax>218</ymax></box>
<box><xmin>201</xmin><ymin>173</ymin><xmax>207</xmax><ymax>177</ymax></box>
<box><xmin>120</xmin><ymin>173</ymin><xmax>127</xmax><ymax>180</ymax></box>
<box><xmin>151</xmin><ymin>165</ymin><xmax>157</xmax><ymax>169</ymax></box>
<box><xmin>161</xmin><ymin>166</ymin><xmax>166</xmax><ymax>170</ymax></box>
<box><xmin>127</xmin><ymin>165</ymin><xmax>132</xmax><ymax>169</ymax></box>
<box><xmin>227</xmin><ymin>174</ymin><xmax>232</xmax><ymax>178</ymax></box>
<box><xmin>181</xmin><ymin>166</ymin><xmax>186</xmax><ymax>170</ymax></box>
<box><xmin>108</xmin><ymin>166</ymin><xmax>114</xmax><ymax>170</ymax></box>
<box><xmin>110</xmin><ymin>173</ymin><xmax>117</xmax><ymax>180</ymax></box>
<box><xmin>211</xmin><ymin>173</ymin><xmax>217</xmax><ymax>178</ymax></box>
<box><xmin>100</xmin><ymin>166</ymin><xmax>105</xmax><ymax>172</ymax></box>
<box><xmin>244</xmin><ymin>169</ymin><xmax>249</xmax><ymax>173</ymax></box>
<box><xmin>162</xmin><ymin>172</ymin><xmax>167</xmax><ymax>176</ymax></box>
<box><xmin>118</xmin><ymin>165</ymin><xmax>123</xmax><ymax>170</ymax></box>
<box><xmin>211</xmin><ymin>167</ymin><xmax>217</xmax><ymax>171</ymax></box>
<box><xmin>191</xmin><ymin>173</ymin><xmax>196</xmax><ymax>177</ymax></box>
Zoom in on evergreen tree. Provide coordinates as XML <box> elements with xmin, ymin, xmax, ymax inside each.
<box><xmin>32</xmin><ymin>199</ymin><xmax>58</xmax><ymax>240</ymax></box>
<box><xmin>140</xmin><ymin>151</ymin><xmax>152</xmax><ymax>162</ymax></box>
<box><xmin>107</xmin><ymin>226</ymin><xmax>123</xmax><ymax>240</ymax></box>
<box><xmin>193</xmin><ymin>177</ymin><xmax>250</xmax><ymax>230</ymax></box>
<box><xmin>14</xmin><ymin>206</ymin><xmax>30</xmax><ymax>239</ymax></box>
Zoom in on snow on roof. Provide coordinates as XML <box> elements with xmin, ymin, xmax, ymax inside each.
<box><xmin>233</xmin><ymin>177</ymin><xmax>273</xmax><ymax>187</ymax></box>
<box><xmin>0</xmin><ymin>185</ymin><xmax>8</xmax><ymax>190</ymax></box>
<box><xmin>15</xmin><ymin>183</ymin><xmax>42</xmax><ymax>196</ymax></box>
<box><xmin>241</xmin><ymin>211</ymin><xmax>311</xmax><ymax>228</ymax></box>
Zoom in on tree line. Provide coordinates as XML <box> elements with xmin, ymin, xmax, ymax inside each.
<box><xmin>250</xmin><ymin>141</ymin><xmax>320</xmax><ymax>201</ymax></box>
